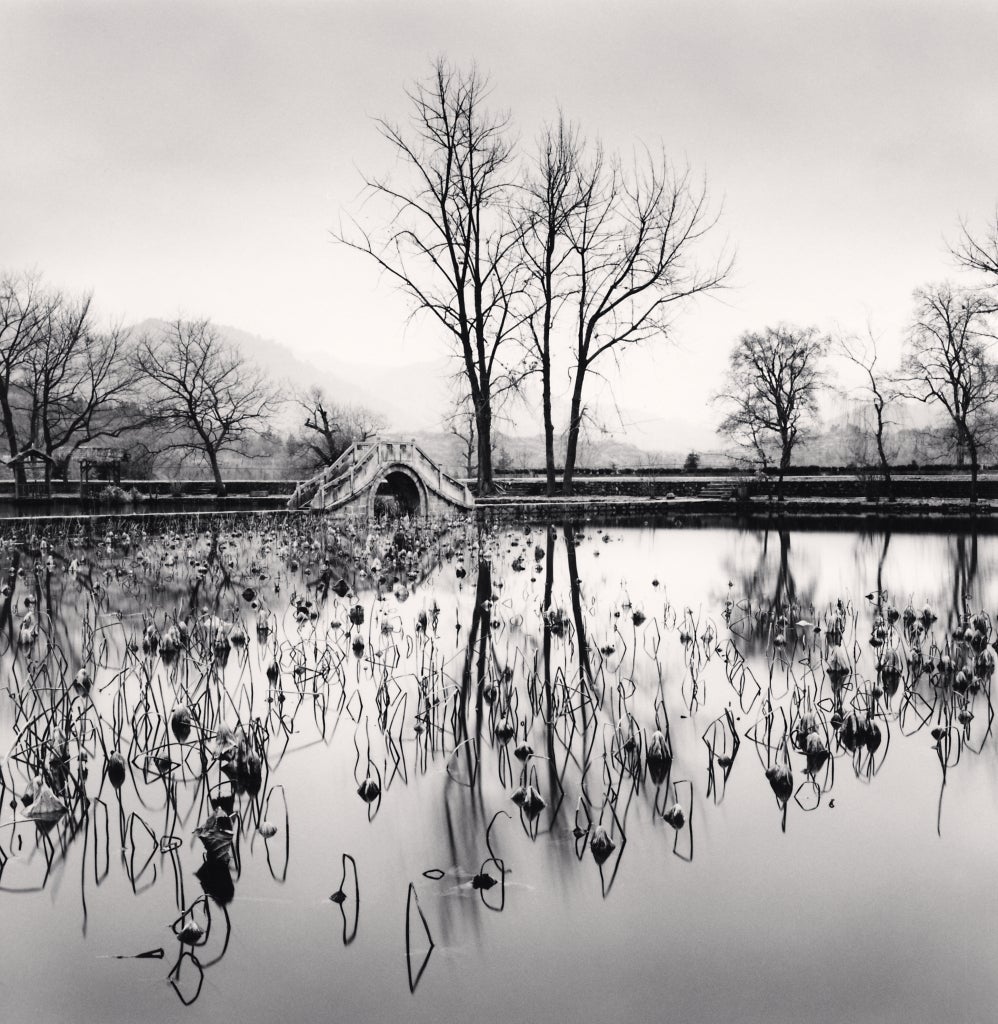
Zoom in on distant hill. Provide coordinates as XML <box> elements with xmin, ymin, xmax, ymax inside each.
<box><xmin>129</xmin><ymin>319</ymin><xmax>450</xmax><ymax>433</ymax></box>
<box><xmin>409</xmin><ymin>429</ymin><xmax>684</xmax><ymax>478</ymax></box>
<box><xmin>126</xmin><ymin>319</ymin><xmax>970</xmax><ymax>475</ymax></box>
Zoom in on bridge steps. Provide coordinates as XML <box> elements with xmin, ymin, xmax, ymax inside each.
<box><xmin>287</xmin><ymin>439</ymin><xmax>474</xmax><ymax>517</ymax></box>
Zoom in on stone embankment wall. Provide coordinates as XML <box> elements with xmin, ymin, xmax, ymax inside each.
<box><xmin>486</xmin><ymin>475</ymin><xmax>998</xmax><ymax>501</ymax></box>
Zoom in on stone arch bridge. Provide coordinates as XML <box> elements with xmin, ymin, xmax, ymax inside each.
<box><xmin>287</xmin><ymin>439</ymin><xmax>474</xmax><ymax>517</ymax></box>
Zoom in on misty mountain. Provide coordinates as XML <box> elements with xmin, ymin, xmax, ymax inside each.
<box><xmin>129</xmin><ymin>320</ymin><xmax>451</xmax><ymax>433</ymax></box>
<box><xmin>129</xmin><ymin>320</ymin><xmax>960</xmax><ymax>472</ymax></box>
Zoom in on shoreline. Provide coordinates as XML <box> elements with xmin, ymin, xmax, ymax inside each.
<box><xmin>473</xmin><ymin>494</ymin><xmax>998</xmax><ymax>532</ymax></box>
<box><xmin>0</xmin><ymin>493</ymin><xmax>996</xmax><ymax>533</ymax></box>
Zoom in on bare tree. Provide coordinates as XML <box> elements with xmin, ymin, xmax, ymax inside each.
<box><xmin>21</xmin><ymin>294</ymin><xmax>141</xmax><ymax>484</ymax></box>
<box><xmin>899</xmin><ymin>283</ymin><xmax>998</xmax><ymax>502</ymax></box>
<box><xmin>444</xmin><ymin>383</ymin><xmax>514</xmax><ymax>480</ymax></box>
<box><xmin>715</xmin><ymin>388</ymin><xmax>775</xmax><ymax>472</ymax></box>
<box><xmin>336</xmin><ymin>59</ymin><xmax>527</xmax><ymax>495</ymax></box>
<box><xmin>953</xmin><ymin>208</ymin><xmax>998</xmax><ymax>282</ymax></box>
<box><xmin>561</xmin><ymin>147</ymin><xmax>729</xmax><ymax>494</ymax></box>
<box><xmin>716</xmin><ymin>325</ymin><xmax>827</xmax><ymax>498</ymax></box>
<box><xmin>134</xmin><ymin>318</ymin><xmax>278</xmax><ymax>496</ymax></box>
<box><xmin>0</xmin><ymin>271</ymin><xmax>51</xmax><ymax>489</ymax></box>
<box><xmin>291</xmin><ymin>387</ymin><xmax>386</xmax><ymax>471</ymax></box>
<box><xmin>445</xmin><ymin>394</ymin><xmax>479</xmax><ymax>479</ymax></box>
<box><xmin>0</xmin><ymin>274</ymin><xmax>141</xmax><ymax>491</ymax></box>
<box><xmin>522</xmin><ymin>115</ymin><xmax>582</xmax><ymax>494</ymax></box>
<box><xmin>834</xmin><ymin>326</ymin><xmax>898</xmax><ymax>492</ymax></box>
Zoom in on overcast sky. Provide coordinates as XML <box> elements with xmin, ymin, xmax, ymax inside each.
<box><xmin>4</xmin><ymin>0</ymin><xmax>997</xmax><ymax>445</ymax></box>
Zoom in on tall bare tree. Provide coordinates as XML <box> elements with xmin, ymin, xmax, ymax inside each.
<box><xmin>560</xmin><ymin>147</ymin><xmax>729</xmax><ymax>494</ymax></box>
<box><xmin>21</xmin><ymin>294</ymin><xmax>140</xmax><ymax>483</ymax></box>
<box><xmin>337</xmin><ymin>59</ymin><xmax>527</xmax><ymax>495</ymax></box>
<box><xmin>835</xmin><ymin>326</ymin><xmax>898</xmax><ymax>492</ymax></box>
<box><xmin>134</xmin><ymin>318</ymin><xmax>278</xmax><ymax>496</ymax></box>
<box><xmin>899</xmin><ymin>283</ymin><xmax>997</xmax><ymax>502</ymax></box>
<box><xmin>716</xmin><ymin>325</ymin><xmax>827</xmax><ymax>497</ymax></box>
<box><xmin>1</xmin><ymin>274</ymin><xmax>141</xmax><ymax>490</ymax></box>
<box><xmin>522</xmin><ymin>115</ymin><xmax>583</xmax><ymax>494</ymax></box>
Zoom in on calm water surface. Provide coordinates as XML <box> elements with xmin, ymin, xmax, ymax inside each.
<box><xmin>0</xmin><ymin>517</ymin><xmax>996</xmax><ymax>1024</ymax></box>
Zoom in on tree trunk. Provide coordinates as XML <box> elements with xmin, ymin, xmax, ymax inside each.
<box><xmin>0</xmin><ymin>387</ymin><xmax>25</xmax><ymax>495</ymax></box>
<box><xmin>874</xmin><ymin>405</ymin><xmax>892</xmax><ymax>495</ymax></box>
<box><xmin>207</xmin><ymin>450</ymin><xmax>227</xmax><ymax>497</ymax></box>
<box><xmin>542</xmin><ymin>353</ymin><xmax>556</xmax><ymax>496</ymax></box>
<box><xmin>876</xmin><ymin>438</ymin><xmax>892</xmax><ymax>492</ymax></box>
<box><xmin>541</xmin><ymin>245</ymin><xmax>557</xmax><ymax>495</ymax></box>
<box><xmin>475</xmin><ymin>395</ymin><xmax>494</xmax><ymax>495</ymax></box>
<box><xmin>562</xmin><ymin>373</ymin><xmax>586</xmax><ymax>496</ymax></box>
<box><xmin>778</xmin><ymin>445</ymin><xmax>792</xmax><ymax>502</ymax></box>
<box><xmin>969</xmin><ymin>439</ymin><xmax>979</xmax><ymax>504</ymax></box>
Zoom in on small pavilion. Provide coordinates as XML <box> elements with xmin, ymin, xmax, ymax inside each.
<box><xmin>79</xmin><ymin>446</ymin><xmax>129</xmax><ymax>500</ymax></box>
<box><xmin>5</xmin><ymin>446</ymin><xmax>59</xmax><ymax>501</ymax></box>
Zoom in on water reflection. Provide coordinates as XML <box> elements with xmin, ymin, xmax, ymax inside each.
<box><xmin>0</xmin><ymin>515</ymin><xmax>995</xmax><ymax>1018</ymax></box>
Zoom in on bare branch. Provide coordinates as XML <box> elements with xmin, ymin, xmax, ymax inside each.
<box><xmin>133</xmin><ymin>318</ymin><xmax>279</xmax><ymax>495</ymax></box>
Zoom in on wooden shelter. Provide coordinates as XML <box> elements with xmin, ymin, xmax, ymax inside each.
<box><xmin>79</xmin><ymin>446</ymin><xmax>129</xmax><ymax>500</ymax></box>
<box><xmin>5</xmin><ymin>445</ymin><xmax>58</xmax><ymax>501</ymax></box>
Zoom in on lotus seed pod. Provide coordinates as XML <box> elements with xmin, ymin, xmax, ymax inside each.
<box><xmin>664</xmin><ymin>803</ymin><xmax>686</xmax><ymax>829</ymax></box>
<box><xmin>765</xmin><ymin>764</ymin><xmax>793</xmax><ymax>804</ymax></box>
<box><xmin>357</xmin><ymin>777</ymin><xmax>380</xmax><ymax>803</ymax></box>
<box><xmin>107</xmin><ymin>751</ymin><xmax>127</xmax><ymax>789</ymax></box>
<box><xmin>171</xmin><ymin>704</ymin><xmax>192</xmax><ymax>742</ymax></box>
<box><xmin>589</xmin><ymin>825</ymin><xmax>616</xmax><ymax>865</ymax></box>
<box><xmin>176</xmin><ymin>921</ymin><xmax>205</xmax><ymax>945</ymax></box>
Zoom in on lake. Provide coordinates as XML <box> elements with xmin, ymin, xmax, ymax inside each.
<box><xmin>0</xmin><ymin>515</ymin><xmax>995</xmax><ymax>1023</ymax></box>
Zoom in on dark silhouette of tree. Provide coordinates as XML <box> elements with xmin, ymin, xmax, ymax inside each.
<box><xmin>0</xmin><ymin>272</ymin><xmax>51</xmax><ymax>490</ymax></box>
<box><xmin>835</xmin><ymin>326</ymin><xmax>898</xmax><ymax>494</ymax></box>
<box><xmin>560</xmin><ymin>147</ymin><xmax>729</xmax><ymax>495</ymax></box>
<box><xmin>899</xmin><ymin>283</ymin><xmax>997</xmax><ymax>503</ymax></box>
<box><xmin>953</xmin><ymin>207</ymin><xmax>998</xmax><ymax>284</ymax></box>
<box><xmin>522</xmin><ymin>115</ymin><xmax>583</xmax><ymax>494</ymax></box>
<box><xmin>1</xmin><ymin>273</ymin><xmax>142</xmax><ymax>490</ymax></box>
<box><xmin>134</xmin><ymin>318</ymin><xmax>277</xmax><ymax>496</ymax></box>
<box><xmin>337</xmin><ymin>59</ymin><xmax>527</xmax><ymax>496</ymax></box>
<box><xmin>716</xmin><ymin>325</ymin><xmax>827</xmax><ymax>497</ymax></box>
<box><xmin>23</xmin><ymin>296</ymin><xmax>139</xmax><ymax>484</ymax></box>
<box><xmin>291</xmin><ymin>387</ymin><xmax>386</xmax><ymax>471</ymax></box>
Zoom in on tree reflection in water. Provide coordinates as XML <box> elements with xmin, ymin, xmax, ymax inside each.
<box><xmin>0</xmin><ymin>513</ymin><xmax>992</xmax><ymax>1005</ymax></box>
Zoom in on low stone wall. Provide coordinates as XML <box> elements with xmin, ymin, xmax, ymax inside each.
<box><xmin>486</xmin><ymin>474</ymin><xmax>997</xmax><ymax>501</ymax></box>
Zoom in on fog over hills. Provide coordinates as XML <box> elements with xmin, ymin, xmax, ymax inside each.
<box><xmin>129</xmin><ymin>320</ymin><xmax>957</xmax><ymax>472</ymax></box>
<box><xmin>131</xmin><ymin>320</ymin><xmax>713</xmax><ymax>454</ymax></box>
<box><xmin>130</xmin><ymin>319</ymin><xmax>452</xmax><ymax>433</ymax></box>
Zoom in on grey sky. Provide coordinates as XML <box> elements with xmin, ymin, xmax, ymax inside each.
<box><xmin>4</xmin><ymin>0</ymin><xmax>997</xmax><ymax>445</ymax></box>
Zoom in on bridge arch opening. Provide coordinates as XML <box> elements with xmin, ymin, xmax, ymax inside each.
<box><xmin>372</xmin><ymin>470</ymin><xmax>422</xmax><ymax>518</ymax></box>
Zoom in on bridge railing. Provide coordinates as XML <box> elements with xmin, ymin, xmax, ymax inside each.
<box><xmin>312</xmin><ymin>443</ymin><xmax>382</xmax><ymax>508</ymax></box>
<box><xmin>407</xmin><ymin>444</ymin><xmax>473</xmax><ymax>507</ymax></box>
<box><xmin>288</xmin><ymin>442</ymin><xmax>383</xmax><ymax>509</ymax></box>
<box><xmin>288</xmin><ymin>439</ymin><xmax>474</xmax><ymax>511</ymax></box>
